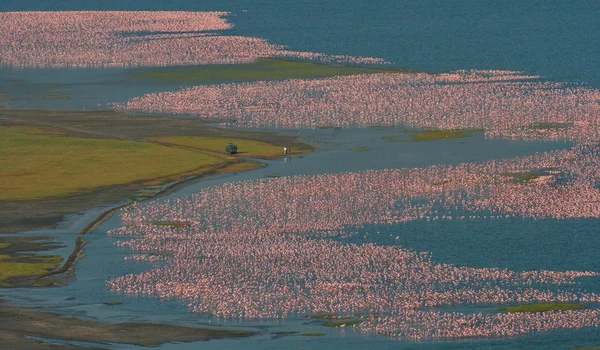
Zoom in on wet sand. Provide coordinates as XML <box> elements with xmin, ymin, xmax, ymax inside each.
<box><xmin>0</xmin><ymin>299</ymin><xmax>256</xmax><ymax>349</ymax></box>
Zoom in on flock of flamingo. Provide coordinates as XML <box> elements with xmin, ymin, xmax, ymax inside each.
<box><xmin>0</xmin><ymin>11</ymin><xmax>385</xmax><ymax>68</ymax></box>
<box><xmin>108</xmin><ymin>144</ymin><xmax>600</xmax><ymax>340</ymax></box>
<box><xmin>115</xmin><ymin>70</ymin><xmax>600</xmax><ymax>142</ymax></box>
<box><xmin>3</xmin><ymin>9</ymin><xmax>600</xmax><ymax>343</ymax></box>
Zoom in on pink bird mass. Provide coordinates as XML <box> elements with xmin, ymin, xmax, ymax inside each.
<box><xmin>0</xmin><ymin>11</ymin><xmax>385</xmax><ymax>68</ymax></box>
<box><xmin>115</xmin><ymin>70</ymin><xmax>600</xmax><ymax>142</ymax></box>
<box><xmin>8</xmin><ymin>9</ymin><xmax>600</xmax><ymax>344</ymax></box>
<box><xmin>108</xmin><ymin>144</ymin><xmax>600</xmax><ymax>340</ymax></box>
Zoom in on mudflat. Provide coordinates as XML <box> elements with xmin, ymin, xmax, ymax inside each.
<box><xmin>0</xmin><ymin>299</ymin><xmax>256</xmax><ymax>349</ymax></box>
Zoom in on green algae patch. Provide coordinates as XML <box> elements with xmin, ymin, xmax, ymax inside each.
<box><xmin>353</xmin><ymin>147</ymin><xmax>370</xmax><ymax>152</ymax></box>
<box><xmin>323</xmin><ymin>319</ymin><xmax>361</xmax><ymax>327</ymax></box>
<box><xmin>0</xmin><ymin>126</ymin><xmax>228</xmax><ymax>201</ymax></box>
<box><xmin>301</xmin><ymin>332</ymin><xmax>326</xmax><ymax>337</ymax></box>
<box><xmin>151</xmin><ymin>221</ymin><xmax>189</xmax><ymax>229</ymax></box>
<box><xmin>129</xmin><ymin>58</ymin><xmax>412</xmax><ymax>84</ymax></box>
<box><xmin>104</xmin><ymin>301</ymin><xmax>123</xmax><ymax>306</ymax></box>
<box><xmin>0</xmin><ymin>254</ymin><xmax>63</xmax><ymax>285</ymax></box>
<box><xmin>308</xmin><ymin>313</ymin><xmax>338</xmax><ymax>319</ymax></box>
<box><xmin>527</xmin><ymin>122</ymin><xmax>573</xmax><ymax>130</ymax></box>
<box><xmin>410</xmin><ymin>129</ymin><xmax>473</xmax><ymax>142</ymax></box>
<box><xmin>381</xmin><ymin>135</ymin><xmax>405</xmax><ymax>143</ymax></box>
<box><xmin>510</xmin><ymin>172</ymin><xmax>542</xmax><ymax>183</ymax></box>
<box><xmin>273</xmin><ymin>331</ymin><xmax>299</xmax><ymax>335</ymax></box>
<box><xmin>499</xmin><ymin>303</ymin><xmax>587</xmax><ymax>313</ymax></box>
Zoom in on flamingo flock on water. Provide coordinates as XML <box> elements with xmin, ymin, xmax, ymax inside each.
<box><xmin>108</xmin><ymin>144</ymin><xmax>600</xmax><ymax>340</ymax></box>
<box><xmin>0</xmin><ymin>11</ymin><xmax>385</xmax><ymax>68</ymax></box>
<box><xmin>115</xmin><ymin>70</ymin><xmax>600</xmax><ymax>142</ymax></box>
<box><xmin>5</xmin><ymin>9</ymin><xmax>600</xmax><ymax>342</ymax></box>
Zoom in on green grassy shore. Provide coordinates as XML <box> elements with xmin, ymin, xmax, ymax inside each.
<box><xmin>1</xmin><ymin>126</ymin><xmax>308</xmax><ymax>201</ymax></box>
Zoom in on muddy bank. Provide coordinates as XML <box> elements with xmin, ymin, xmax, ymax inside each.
<box><xmin>0</xmin><ymin>108</ymin><xmax>312</xmax><ymax>234</ymax></box>
<box><xmin>0</xmin><ymin>299</ymin><xmax>257</xmax><ymax>349</ymax></box>
<box><xmin>0</xmin><ymin>236</ymin><xmax>84</xmax><ymax>288</ymax></box>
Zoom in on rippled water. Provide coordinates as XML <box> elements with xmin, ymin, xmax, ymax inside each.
<box><xmin>2</xmin><ymin>1</ymin><xmax>600</xmax><ymax>349</ymax></box>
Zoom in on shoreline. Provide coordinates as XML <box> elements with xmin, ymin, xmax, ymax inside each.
<box><xmin>1</xmin><ymin>108</ymin><xmax>313</xmax><ymax>234</ymax></box>
<box><xmin>0</xmin><ymin>107</ymin><xmax>306</xmax><ymax>347</ymax></box>
<box><xmin>0</xmin><ymin>298</ymin><xmax>258</xmax><ymax>349</ymax></box>
<box><xmin>77</xmin><ymin>159</ymin><xmax>254</xmax><ymax>235</ymax></box>
<box><xmin>0</xmin><ymin>107</ymin><xmax>312</xmax><ymax>287</ymax></box>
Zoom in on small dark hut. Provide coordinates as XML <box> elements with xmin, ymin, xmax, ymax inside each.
<box><xmin>225</xmin><ymin>143</ymin><xmax>238</xmax><ymax>155</ymax></box>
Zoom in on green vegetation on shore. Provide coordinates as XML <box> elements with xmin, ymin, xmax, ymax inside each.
<box><xmin>129</xmin><ymin>58</ymin><xmax>412</xmax><ymax>84</ymax></box>
<box><xmin>1</xmin><ymin>126</ymin><xmax>226</xmax><ymax>200</ymax></box>
<box><xmin>499</xmin><ymin>303</ymin><xmax>587</xmax><ymax>313</ymax></box>
<box><xmin>0</xmin><ymin>236</ymin><xmax>72</xmax><ymax>288</ymax></box>
<box><xmin>215</xmin><ymin>161</ymin><xmax>264</xmax><ymax>174</ymax></box>
<box><xmin>0</xmin><ymin>254</ymin><xmax>63</xmax><ymax>286</ymax></box>
<box><xmin>1</xmin><ymin>126</ymin><xmax>292</xmax><ymax>201</ymax></box>
<box><xmin>149</xmin><ymin>136</ymin><xmax>310</xmax><ymax>159</ymax></box>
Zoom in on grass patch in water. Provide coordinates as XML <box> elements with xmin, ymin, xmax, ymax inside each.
<box><xmin>322</xmin><ymin>319</ymin><xmax>361</xmax><ymax>327</ymax></box>
<box><xmin>273</xmin><ymin>331</ymin><xmax>299</xmax><ymax>335</ymax></box>
<box><xmin>410</xmin><ymin>129</ymin><xmax>473</xmax><ymax>142</ymax></box>
<box><xmin>353</xmin><ymin>147</ymin><xmax>370</xmax><ymax>152</ymax></box>
<box><xmin>381</xmin><ymin>135</ymin><xmax>404</xmax><ymax>143</ymax></box>
<box><xmin>151</xmin><ymin>221</ymin><xmax>189</xmax><ymax>228</ymax></box>
<box><xmin>129</xmin><ymin>58</ymin><xmax>412</xmax><ymax>84</ymax></box>
<box><xmin>526</xmin><ymin>122</ymin><xmax>573</xmax><ymax>130</ymax></box>
<box><xmin>301</xmin><ymin>332</ymin><xmax>326</xmax><ymax>337</ymax></box>
<box><xmin>0</xmin><ymin>126</ymin><xmax>228</xmax><ymax>200</ymax></box>
<box><xmin>499</xmin><ymin>303</ymin><xmax>587</xmax><ymax>313</ymax></box>
<box><xmin>506</xmin><ymin>170</ymin><xmax>544</xmax><ymax>183</ymax></box>
<box><xmin>308</xmin><ymin>313</ymin><xmax>338</xmax><ymax>319</ymax></box>
<box><xmin>104</xmin><ymin>301</ymin><xmax>123</xmax><ymax>306</ymax></box>
<box><xmin>0</xmin><ymin>254</ymin><xmax>63</xmax><ymax>284</ymax></box>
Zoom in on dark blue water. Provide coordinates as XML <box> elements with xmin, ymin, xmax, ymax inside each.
<box><xmin>3</xmin><ymin>1</ymin><xmax>600</xmax><ymax>87</ymax></box>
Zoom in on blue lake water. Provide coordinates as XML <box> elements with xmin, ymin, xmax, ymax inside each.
<box><xmin>2</xmin><ymin>1</ymin><xmax>600</xmax><ymax>349</ymax></box>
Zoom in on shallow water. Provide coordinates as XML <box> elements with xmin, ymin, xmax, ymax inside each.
<box><xmin>3</xmin><ymin>1</ymin><xmax>600</xmax><ymax>348</ymax></box>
